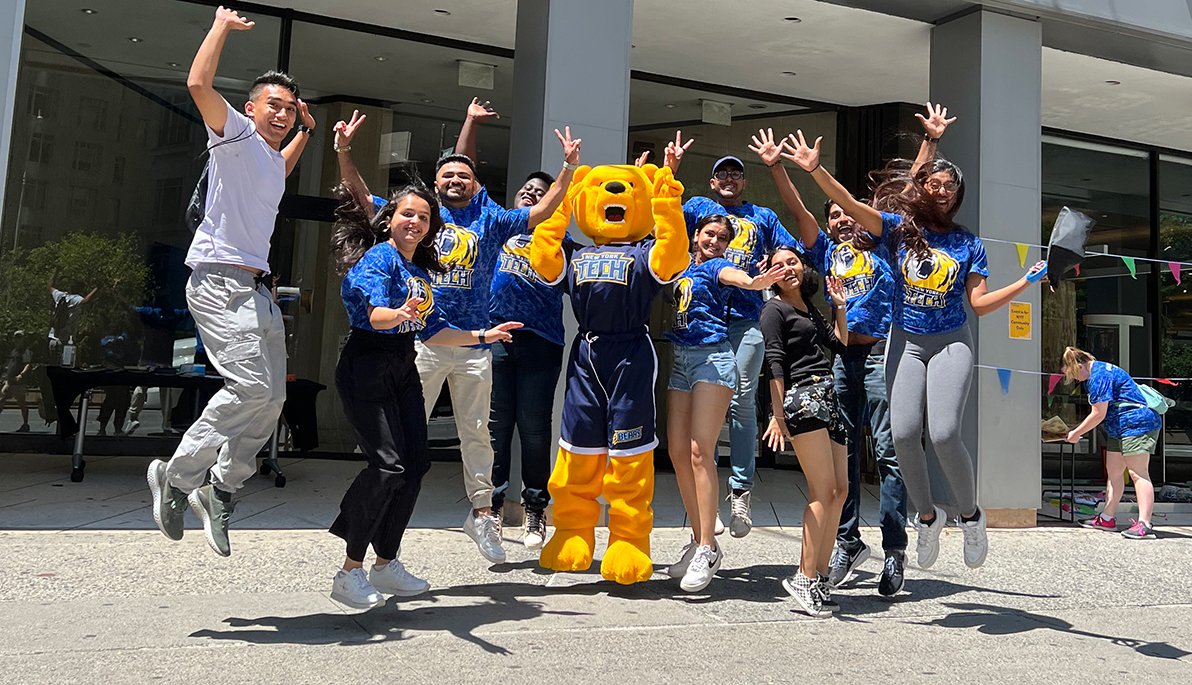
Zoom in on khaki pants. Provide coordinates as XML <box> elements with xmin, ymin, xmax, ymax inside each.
<box><xmin>415</xmin><ymin>341</ymin><xmax>494</xmax><ymax>508</ymax></box>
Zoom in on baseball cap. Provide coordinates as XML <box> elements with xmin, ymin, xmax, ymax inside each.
<box><xmin>712</xmin><ymin>155</ymin><xmax>745</xmax><ymax>174</ymax></box>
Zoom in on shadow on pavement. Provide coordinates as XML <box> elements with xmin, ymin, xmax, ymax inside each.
<box><xmin>917</xmin><ymin>601</ymin><xmax>1192</xmax><ymax>661</ymax></box>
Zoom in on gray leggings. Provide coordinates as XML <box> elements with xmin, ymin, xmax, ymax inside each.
<box><xmin>885</xmin><ymin>325</ymin><xmax>976</xmax><ymax>518</ymax></box>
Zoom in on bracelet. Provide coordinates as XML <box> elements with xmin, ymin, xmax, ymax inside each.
<box><xmin>296</xmin><ymin>124</ymin><xmax>314</xmax><ymax>135</ymax></box>
<box><xmin>810</xmin><ymin>163</ymin><xmax>821</xmax><ymax>173</ymax></box>
<box><xmin>834</xmin><ymin>304</ymin><xmax>848</xmax><ymax>310</ymax></box>
<box><xmin>563</xmin><ymin>161</ymin><xmax>579</xmax><ymax>171</ymax></box>
<box><xmin>478</xmin><ymin>328</ymin><xmax>487</xmax><ymax>343</ymax></box>
<box><xmin>333</xmin><ymin>143</ymin><xmax>351</xmax><ymax>153</ymax></box>
<box><xmin>924</xmin><ymin>133</ymin><xmax>940</xmax><ymax>143</ymax></box>
<box><xmin>767</xmin><ymin>161</ymin><xmax>781</xmax><ymax>168</ymax></box>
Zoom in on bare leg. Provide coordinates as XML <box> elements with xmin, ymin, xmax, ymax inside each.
<box><xmin>818</xmin><ymin>440</ymin><xmax>849</xmax><ymax>574</ymax></box>
<box><xmin>688</xmin><ymin>383</ymin><xmax>733</xmax><ymax>548</ymax></box>
<box><xmin>667</xmin><ymin>389</ymin><xmax>702</xmax><ymax>541</ymax></box>
<box><xmin>1102</xmin><ymin>450</ymin><xmax>1126</xmax><ymax>519</ymax></box>
<box><xmin>1123</xmin><ymin>452</ymin><xmax>1155</xmax><ymax>524</ymax></box>
<box><xmin>789</xmin><ymin>429</ymin><xmax>838</xmax><ymax>579</ymax></box>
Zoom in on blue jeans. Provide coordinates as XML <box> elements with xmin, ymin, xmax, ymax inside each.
<box><xmin>833</xmin><ymin>347</ymin><xmax>908</xmax><ymax>553</ymax></box>
<box><xmin>489</xmin><ymin>330</ymin><xmax>564</xmax><ymax>512</ymax></box>
<box><xmin>727</xmin><ymin>319</ymin><xmax>764</xmax><ymax>491</ymax></box>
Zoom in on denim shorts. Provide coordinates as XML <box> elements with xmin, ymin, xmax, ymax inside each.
<box><xmin>668</xmin><ymin>342</ymin><xmax>739</xmax><ymax>392</ymax></box>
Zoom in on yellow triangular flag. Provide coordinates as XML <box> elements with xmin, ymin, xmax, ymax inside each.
<box><xmin>1016</xmin><ymin>243</ymin><xmax>1029</xmax><ymax>268</ymax></box>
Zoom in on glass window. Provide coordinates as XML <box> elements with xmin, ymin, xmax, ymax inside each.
<box><xmin>1158</xmin><ymin>154</ymin><xmax>1192</xmax><ymax>466</ymax></box>
<box><xmin>71</xmin><ymin>141</ymin><xmax>102</xmax><ymax>173</ymax></box>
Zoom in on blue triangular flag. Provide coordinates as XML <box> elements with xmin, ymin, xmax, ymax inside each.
<box><xmin>997</xmin><ymin>368</ymin><xmax>1012</xmax><ymax>394</ymax></box>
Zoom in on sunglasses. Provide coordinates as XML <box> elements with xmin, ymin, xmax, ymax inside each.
<box><xmin>714</xmin><ymin>169</ymin><xmax>744</xmax><ymax>181</ymax></box>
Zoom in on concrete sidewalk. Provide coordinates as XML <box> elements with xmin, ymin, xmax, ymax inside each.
<box><xmin>2</xmin><ymin>454</ymin><xmax>1192</xmax><ymax>683</ymax></box>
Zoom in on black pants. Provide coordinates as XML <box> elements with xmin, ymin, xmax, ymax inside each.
<box><xmin>98</xmin><ymin>385</ymin><xmax>131</xmax><ymax>430</ymax></box>
<box><xmin>489</xmin><ymin>330</ymin><xmax>564</xmax><ymax>512</ymax></box>
<box><xmin>329</xmin><ymin>328</ymin><xmax>430</xmax><ymax>562</ymax></box>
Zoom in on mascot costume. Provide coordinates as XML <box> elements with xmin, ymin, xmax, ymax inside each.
<box><xmin>530</xmin><ymin>163</ymin><xmax>688</xmax><ymax>584</ymax></box>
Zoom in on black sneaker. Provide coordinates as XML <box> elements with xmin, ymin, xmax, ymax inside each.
<box><xmin>827</xmin><ymin>542</ymin><xmax>870</xmax><ymax>587</ymax></box>
<box><xmin>878</xmin><ymin>551</ymin><xmax>906</xmax><ymax>597</ymax></box>
<box><xmin>815</xmin><ymin>572</ymin><xmax>839</xmax><ymax>612</ymax></box>
<box><xmin>188</xmin><ymin>484</ymin><xmax>235</xmax><ymax>557</ymax></box>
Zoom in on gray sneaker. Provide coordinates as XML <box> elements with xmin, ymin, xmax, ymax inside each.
<box><xmin>729</xmin><ymin>490</ymin><xmax>753</xmax><ymax>538</ymax></box>
<box><xmin>146</xmin><ymin>459</ymin><xmax>187</xmax><ymax>541</ymax></box>
<box><xmin>188</xmin><ymin>484</ymin><xmax>236</xmax><ymax>557</ymax></box>
<box><xmin>782</xmin><ymin>571</ymin><xmax>830</xmax><ymax>618</ymax></box>
<box><xmin>827</xmin><ymin>542</ymin><xmax>870</xmax><ymax>588</ymax></box>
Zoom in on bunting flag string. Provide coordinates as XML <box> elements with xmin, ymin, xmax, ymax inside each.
<box><xmin>974</xmin><ymin>364</ymin><xmax>1187</xmax><ymax>387</ymax></box>
<box><xmin>1015</xmin><ymin>243</ymin><xmax>1029</xmax><ymax>268</ymax></box>
<box><xmin>981</xmin><ymin>237</ymin><xmax>1192</xmax><ymax>275</ymax></box>
<box><xmin>1170</xmin><ymin>261</ymin><xmax>1182</xmax><ymax>285</ymax></box>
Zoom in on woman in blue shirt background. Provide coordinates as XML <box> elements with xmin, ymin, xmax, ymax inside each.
<box><xmin>784</xmin><ymin>130</ymin><xmax>1046</xmax><ymax>576</ymax></box>
<box><xmin>665</xmin><ymin>215</ymin><xmax>785</xmax><ymax>593</ymax></box>
<box><xmin>327</xmin><ymin>182</ymin><xmax>520</xmax><ymax>610</ymax></box>
<box><xmin>1063</xmin><ymin>346</ymin><xmax>1162</xmax><ymax>540</ymax></box>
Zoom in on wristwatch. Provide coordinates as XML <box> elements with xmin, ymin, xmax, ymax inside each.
<box><xmin>297</xmin><ymin>124</ymin><xmax>314</xmax><ymax>135</ymax></box>
<box><xmin>924</xmin><ymin>133</ymin><xmax>940</xmax><ymax>143</ymax></box>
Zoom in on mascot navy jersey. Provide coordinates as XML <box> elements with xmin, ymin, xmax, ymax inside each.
<box><xmin>548</xmin><ymin>236</ymin><xmax>671</xmax><ymax>456</ymax></box>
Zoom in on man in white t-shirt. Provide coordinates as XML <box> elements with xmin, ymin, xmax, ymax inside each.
<box><xmin>147</xmin><ymin>5</ymin><xmax>315</xmax><ymax>557</ymax></box>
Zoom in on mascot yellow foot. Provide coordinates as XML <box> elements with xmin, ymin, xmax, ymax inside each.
<box><xmin>539</xmin><ymin>448</ymin><xmax>602</xmax><ymax>572</ymax></box>
<box><xmin>599</xmin><ymin>451</ymin><xmax>655</xmax><ymax>585</ymax></box>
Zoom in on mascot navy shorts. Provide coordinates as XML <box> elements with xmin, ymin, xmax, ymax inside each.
<box><xmin>559</xmin><ymin>332</ymin><xmax>658</xmax><ymax>457</ymax></box>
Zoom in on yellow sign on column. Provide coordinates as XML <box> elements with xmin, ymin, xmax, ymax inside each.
<box><xmin>1009</xmin><ymin>301</ymin><xmax>1031</xmax><ymax>340</ymax></box>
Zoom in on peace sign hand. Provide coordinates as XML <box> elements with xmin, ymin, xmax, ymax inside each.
<box><xmin>826</xmin><ymin>276</ymin><xmax>848</xmax><ymax>308</ymax></box>
<box><xmin>663</xmin><ymin>130</ymin><xmax>694</xmax><ymax>172</ymax></box>
<box><xmin>555</xmin><ymin>127</ymin><xmax>582</xmax><ymax>165</ymax></box>
<box><xmin>748</xmin><ymin>128</ymin><xmax>783</xmax><ymax>167</ymax></box>
<box><xmin>334</xmin><ymin>110</ymin><xmax>367</xmax><ymax>148</ymax></box>
<box><xmin>916</xmin><ymin>101</ymin><xmax>956</xmax><ymax>140</ymax></box>
<box><xmin>780</xmin><ymin>130</ymin><xmax>822</xmax><ymax>173</ymax></box>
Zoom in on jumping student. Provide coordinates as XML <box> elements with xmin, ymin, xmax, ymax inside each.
<box><xmin>783</xmin><ymin>129</ymin><xmax>1047</xmax><ymax>573</ymax></box>
<box><xmin>147</xmin><ymin>6</ymin><xmax>315</xmax><ymax>557</ymax></box>
<box><xmin>1063</xmin><ymin>347</ymin><xmax>1161</xmax><ymax>540</ymax></box>
<box><xmin>666</xmin><ymin>215</ymin><xmax>786</xmax><ymax>592</ymax></box>
<box><xmin>328</xmin><ymin>182</ymin><xmax>521</xmax><ymax>608</ymax></box>
<box><xmin>760</xmin><ymin>245</ymin><xmax>850</xmax><ymax>617</ymax></box>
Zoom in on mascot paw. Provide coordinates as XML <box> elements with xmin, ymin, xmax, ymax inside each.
<box><xmin>651</xmin><ymin>166</ymin><xmax>683</xmax><ymax>200</ymax></box>
<box><xmin>600</xmin><ymin>535</ymin><xmax>654</xmax><ymax>585</ymax></box>
<box><xmin>538</xmin><ymin>528</ymin><xmax>595</xmax><ymax>572</ymax></box>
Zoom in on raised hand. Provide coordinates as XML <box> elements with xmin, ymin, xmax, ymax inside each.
<box><xmin>663</xmin><ymin>130</ymin><xmax>694</xmax><ymax>172</ymax></box>
<box><xmin>487</xmin><ymin>321</ymin><xmax>524</xmax><ymax>343</ymax></box>
<box><xmin>748</xmin><ymin>128</ymin><xmax>784</xmax><ymax>167</ymax></box>
<box><xmin>555</xmin><ymin>126</ymin><xmax>582</xmax><ymax>165</ymax></box>
<box><xmin>467</xmin><ymin>97</ymin><xmax>499</xmax><ymax>121</ymax></box>
<box><xmin>634</xmin><ymin>150</ymin><xmax>651</xmax><ymax>168</ymax></box>
<box><xmin>916</xmin><ymin>101</ymin><xmax>956</xmax><ymax>140</ymax></box>
<box><xmin>651</xmin><ymin>165</ymin><xmax>683</xmax><ymax>200</ymax></box>
<box><xmin>297</xmin><ymin>99</ymin><xmax>315</xmax><ymax>130</ymax></box>
<box><xmin>334</xmin><ymin>110</ymin><xmax>367</xmax><ymax>149</ymax></box>
<box><xmin>780</xmin><ymin>130</ymin><xmax>822</xmax><ymax>173</ymax></box>
<box><xmin>215</xmin><ymin>6</ymin><xmax>254</xmax><ymax>30</ymax></box>
<box><xmin>1025</xmin><ymin>260</ymin><xmax>1048</xmax><ymax>284</ymax></box>
<box><xmin>826</xmin><ymin>276</ymin><xmax>848</xmax><ymax>307</ymax></box>
<box><xmin>751</xmin><ymin>262</ymin><xmax>788</xmax><ymax>290</ymax></box>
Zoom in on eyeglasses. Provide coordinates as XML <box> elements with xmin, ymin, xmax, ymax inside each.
<box><xmin>714</xmin><ymin>169</ymin><xmax>744</xmax><ymax>181</ymax></box>
<box><xmin>925</xmin><ymin>179</ymin><xmax>959</xmax><ymax>193</ymax></box>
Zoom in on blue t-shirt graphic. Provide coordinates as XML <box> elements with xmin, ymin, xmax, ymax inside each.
<box><xmin>550</xmin><ymin>237</ymin><xmax>672</xmax><ymax>335</ymax></box>
<box><xmin>804</xmin><ymin>213</ymin><xmax>901</xmax><ymax>339</ymax></box>
<box><xmin>341</xmin><ymin>242</ymin><xmax>450</xmax><ymax>339</ymax></box>
<box><xmin>881</xmin><ymin>225</ymin><xmax>988</xmax><ymax>335</ymax></box>
<box><xmin>490</xmin><ymin>232</ymin><xmax>566</xmax><ymax>346</ymax></box>
<box><xmin>667</xmin><ymin>257</ymin><xmax>734</xmax><ymax>347</ymax></box>
<box><xmin>683</xmin><ymin>196</ymin><xmax>798</xmax><ymax>322</ymax></box>
<box><xmin>1086</xmin><ymin>361</ymin><xmax>1163</xmax><ymax>438</ymax></box>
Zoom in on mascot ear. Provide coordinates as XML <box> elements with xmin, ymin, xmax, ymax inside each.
<box><xmin>640</xmin><ymin>164</ymin><xmax>659</xmax><ymax>182</ymax></box>
<box><xmin>573</xmin><ymin>165</ymin><xmax>592</xmax><ymax>185</ymax></box>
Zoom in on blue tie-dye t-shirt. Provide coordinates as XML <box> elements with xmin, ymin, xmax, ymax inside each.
<box><xmin>1086</xmin><ymin>361</ymin><xmax>1163</xmax><ymax>438</ymax></box>
<box><xmin>683</xmin><ymin>196</ymin><xmax>798</xmax><ymax>322</ymax></box>
<box><xmin>340</xmin><ymin>241</ymin><xmax>450</xmax><ymax>339</ymax></box>
<box><xmin>803</xmin><ymin>212</ymin><xmax>901</xmax><ymax>339</ymax></box>
<box><xmin>881</xmin><ymin>225</ymin><xmax>988</xmax><ymax>335</ymax></box>
<box><xmin>666</xmin><ymin>257</ymin><xmax>735</xmax><ymax>347</ymax></box>
<box><xmin>490</xmin><ymin>231</ymin><xmax>566</xmax><ymax>346</ymax></box>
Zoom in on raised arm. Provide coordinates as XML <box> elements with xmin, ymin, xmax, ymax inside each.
<box><xmin>825</xmin><ymin>276</ymin><xmax>849</xmax><ymax>348</ymax></box>
<box><xmin>912</xmin><ymin>101</ymin><xmax>956</xmax><ymax>176</ymax></box>
<box><xmin>455</xmin><ymin>98</ymin><xmax>499</xmax><ymax>163</ymax></box>
<box><xmin>782</xmin><ymin>130</ymin><xmax>885</xmax><ymax>237</ymax></box>
<box><xmin>966</xmin><ymin>261</ymin><xmax>1046</xmax><ymax>317</ymax></box>
<box><xmin>649</xmin><ymin>166</ymin><xmax>690</xmax><ymax>282</ymax></box>
<box><xmin>187</xmin><ymin>6</ymin><xmax>255</xmax><ymax>137</ymax></box>
<box><xmin>282</xmin><ymin>100</ymin><xmax>314</xmax><ymax>178</ymax></box>
<box><xmin>750</xmin><ymin>128</ymin><xmax>819</xmax><ymax>247</ymax></box>
<box><xmin>333</xmin><ymin>111</ymin><xmax>376</xmax><ymax>219</ymax></box>
<box><xmin>529</xmin><ymin>179</ymin><xmax>578</xmax><ymax>284</ymax></box>
<box><xmin>527</xmin><ymin>127</ymin><xmax>582</xmax><ymax>227</ymax></box>
<box><xmin>79</xmin><ymin>286</ymin><xmax>99</xmax><ymax>306</ymax></box>
<box><xmin>718</xmin><ymin>262</ymin><xmax>787</xmax><ymax>291</ymax></box>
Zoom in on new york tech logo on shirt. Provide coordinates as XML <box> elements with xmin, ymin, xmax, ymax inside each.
<box><xmin>432</xmin><ymin>224</ymin><xmax>479</xmax><ymax>289</ymax></box>
<box><xmin>395</xmin><ymin>277</ymin><xmax>435</xmax><ymax>334</ymax></box>
<box><xmin>829</xmin><ymin>242</ymin><xmax>877</xmax><ymax>300</ymax></box>
<box><xmin>901</xmin><ymin>248</ymin><xmax>960</xmax><ymax>309</ymax></box>
<box><xmin>724</xmin><ymin>216</ymin><xmax>759</xmax><ymax>270</ymax></box>
<box><xmin>673</xmin><ymin>277</ymin><xmax>694</xmax><ymax>329</ymax></box>
<box><xmin>574</xmin><ymin>251</ymin><xmax>634</xmax><ymax>285</ymax></box>
<box><xmin>497</xmin><ymin>234</ymin><xmax>535</xmax><ymax>281</ymax></box>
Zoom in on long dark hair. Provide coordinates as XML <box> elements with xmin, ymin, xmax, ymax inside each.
<box><xmin>330</xmin><ymin>182</ymin><xmax>446</xmax><ymax>276</ymax></box>
<box><xmin>766</xmin><ymin>245</ymin><xmax>819</xmax><ymax>301</ymax></box>
<box><xmin>869</xmin><ymin>157</ymin><xmax>967</xmax><ymax>259</ymax></box>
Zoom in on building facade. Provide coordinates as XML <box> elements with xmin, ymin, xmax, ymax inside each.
<box><xmin>3</xmin><ymin>0</ymin><xmax>1192</xmax><ymax>525</ymax></box>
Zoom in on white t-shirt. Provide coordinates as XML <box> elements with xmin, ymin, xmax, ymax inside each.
<box><xmin>185</xmin><ymin>99</ymin><xmax>286</xmax><ymax>273</ymax></box>
<box><xmin>48</xmin><ymin>289</ymin><xmax>84</xmax><ymax>342</ymax></box>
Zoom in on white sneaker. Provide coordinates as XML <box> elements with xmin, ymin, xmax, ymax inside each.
<box><xmin>667</xmin><ymin>537</ymin><xmax>698</xmax><ymax>578</ymax></box>
<box><xmin>331</xmin><ymin>568</ymin><xmax>384</xmax><ymax>609</ymax></box>
<box><xmin>714</xmin><ymin>515</ymin><xmax>726</xmax><ymax>536</ymax></box>
<box><xmin>369</xmin><ymin>559</ymin><xmax>429</xmax><ymax>597</ymax></box>
<box><xmin>729</xmin><ymin>490</ymin><xmax>752</xmax><ymax>538</ymax></box>
<box><xmin>915</xmin><ymin>506</ymin><xmax>947</xmax><ymax>569</ymax></box>
<box><xmin>124</xmin><ymin>419</ymin><xmax>139</xmax><ymax>436</ymax></box>
<box><xmin>464</xmin><ymin>512</ymin><xmax>507</xmax><ymax>564</ymax></box>
<box><xmin>523</xmin><ymin>508</ymin><xmax>546</xmax><ymax>551</ymax></box>
<box><xmin>680</xmin><ymin>544</ymin><xmax>723</xmax><ymax>593</ymax></box>
<box><xmin>959</xmin><ymin>506</ymin><xmax>988</xmax><ymax>569</ymax></box>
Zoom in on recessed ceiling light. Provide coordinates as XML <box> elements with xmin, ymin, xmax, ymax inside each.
<box><xmin>374</xmin><ymin>55</ymin><xmax>388</xmax><ymax>62</ymax></box>
<box><xmin>1081</xmin><ymin>177</ymin><xmax>1093</xmax><ymax>182</ymax></box>
<box><xmin>421</xmin><ymin>98</ymin><xmax>434</xmax><ymax>103</ymax></box>
<box><xmin>433</xmin><ymin>9</ymin><xmax>451</xmax><ymax>15</ymax></box>
<box><xmin>81</xmin><ymin>8</ymin><xmax>97</xmax><ymax>14</ymax></box>
<box><xmin>166</xmin><ymin>61</ymin><xmax>179</xmax><ymax>67</ymax></box>
<box><xmin>1105</xmin><ymin>80</ymin><xmax>1121</xmax><ymax>85</ymax></box>
<box><xmin>748</xmin><ymin>104</ymin><xmax>767</xmax><ymax>110</ymax></box>
<box><xmin>783</xmin><ymin>16</ymin><xmax>801</xmax><ymax>22</ymax></box>
<box><xmin>479</xmin><ymin>160</ymin><xmax>488</xmax><ymax>165</ymax></box>
<box><xmin>128</xmin><ymin>37</ymin><xmax>143</xmax><ymax>43</ymax></box>
<box><xmin>664</xmin><ymin>103</ymin><xmax>677</xmax><ymax>109</ymax></box>
<box><xmin>781</xmin><ymin>71</ymin><xmax>797</xmax><ymax>76</ymax></box>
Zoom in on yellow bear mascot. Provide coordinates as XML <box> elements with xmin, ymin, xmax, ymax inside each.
<box><xmin>530</xmin><ymin>164</ymin><xmax>688</xmax><ymax>584</ymax></box>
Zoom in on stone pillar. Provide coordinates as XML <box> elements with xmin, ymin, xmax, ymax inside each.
<box><xmin>930</xmin><ymin>10</ymin><xmax>1043</xmax><ymax>527</ymax></box>
<box><xmin>0</xmin><ymin>0</ymin><xmax>26</xmax><ymax>213</ymax></box>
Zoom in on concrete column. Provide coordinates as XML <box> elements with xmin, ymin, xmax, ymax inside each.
<box><xmin>0</xmin><ymin>0</ymin><xmax>26</xmax><ymax>213</ymax></box>
<box><xmin>930</xmin><ymin>10</ymin><xmax>1043</xmax><ymax>527</ymax></box>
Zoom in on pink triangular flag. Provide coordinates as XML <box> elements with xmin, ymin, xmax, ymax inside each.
<box><xmin>1169</xmin><ymin>262</ymin><xmax>1182</xmax><ymax>285</ymax></box>
<box><xmin>1074</xmin><ymin>264</ymin><xmax>1081</xmax><ymax>276</ymax></box>
<box><xmin>1048</xmin><ymin>374</ymin><xmax>1062</xmax><ymax>395</ymax></box>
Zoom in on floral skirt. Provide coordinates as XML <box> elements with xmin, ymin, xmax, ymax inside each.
<box><xmin>782</xmin><ymin>374</ymin><xmax>848</xmax><ymax>446</ymax></box>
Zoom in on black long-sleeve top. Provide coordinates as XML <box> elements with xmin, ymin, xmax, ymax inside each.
<box><xmin>760</xmin><ymin>296</ymin><xmax>846</xmax><ymax>388</ymax></box>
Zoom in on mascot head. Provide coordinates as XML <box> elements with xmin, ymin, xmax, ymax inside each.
<box><xmin>568</xmin><ymin>164</ymin><xmax>662</xmax><ymax>245</ymax></box>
